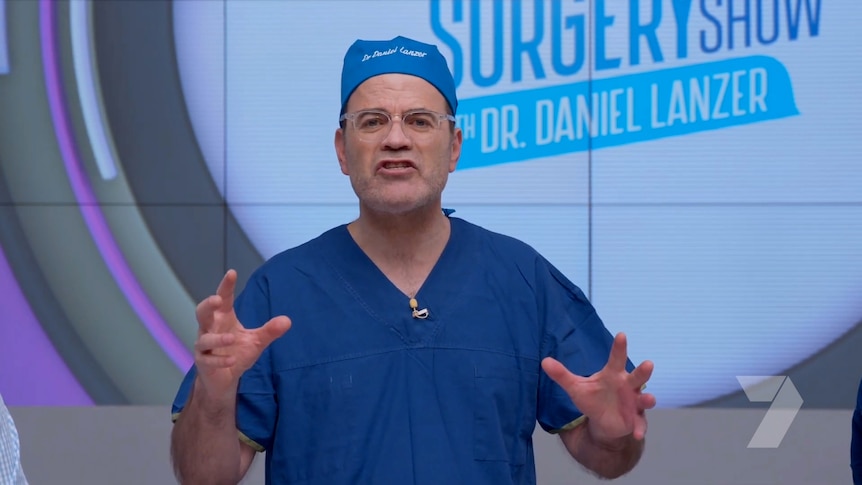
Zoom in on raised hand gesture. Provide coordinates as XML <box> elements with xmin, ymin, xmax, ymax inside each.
<box><xmin>193</xmin><ymin>270</ymin><xmax>291</xmax><ymax>400</ymax></box>
<box><xmin>542</xmin><ymin>333</ymin><xmax>655</xmax><ymax>444</ymax></box>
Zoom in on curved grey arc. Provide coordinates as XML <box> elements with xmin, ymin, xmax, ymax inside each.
<box><xmin>696</xmin><ymin>321</ymin><xmax>862</xmax><ymax>409</ymax></box>
<box><xmin>44</xmin><ymin>0</ymin><xmax>192</xmax><ymax>381</ymax></box>
<box><xmin>63</xmin><ymin>0</ymin><xmax>201</xmax><ymax>352</ymax></box>
<box><xmin>69</xmin><ymin>0</ymin><xmax>116</xmax><ymax>180</ymax></box>
<box><xmin>0</xmin><ymin>207</ymin><xmax>126</xmax><ymax>404</ymax></box>
<box><xmin>0</xmin><ymin>0</ymin><xmax>126</xmax><ymax>404</ymax></box>
<box><xmin>91</xmin><ymin>0</ymin><xmax>263</xmax><ymax>301</ymax></box>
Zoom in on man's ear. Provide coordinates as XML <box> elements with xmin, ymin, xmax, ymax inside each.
<box><xmin>334</xmin><ymin>128</ymin><xmax>349</xmax><ymax>175</ymax></box>
<box><xmin>449</xmin><ymin>127</ymin><xmax>463</xmax><ymax>173</ymax></box>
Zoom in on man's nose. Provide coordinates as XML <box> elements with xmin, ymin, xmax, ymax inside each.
<box><xmin>381</xmin><ymin>116</ymin><xmax>412</xmax><ymax>148</ymax></box>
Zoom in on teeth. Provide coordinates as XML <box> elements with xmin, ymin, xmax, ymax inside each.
<box><xmin>384</xmin><ymin>163</ymin><xmax>410</xmax><ymax>169</ymax></box>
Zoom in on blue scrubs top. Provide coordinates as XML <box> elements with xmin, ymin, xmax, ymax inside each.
<box><xmin>853</xmin><ymin>379</ymin><xmax>862</xmax><ymax>484</ymax></box>
<box><xmin>173</xmin><ymin>217</ymin><xmax>626</xmax><ymax>484</ymax></box>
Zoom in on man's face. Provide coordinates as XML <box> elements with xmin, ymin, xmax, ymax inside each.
<box><xmin>334</xmin><ymin>73</ymin><xmax>462</xmax><ymax>215</ymax></box>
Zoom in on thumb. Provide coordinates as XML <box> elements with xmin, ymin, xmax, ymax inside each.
<box><xmin>256</xmin><ymin>316</ymin><xmax>292</xmax><ymax>347</ymax></box>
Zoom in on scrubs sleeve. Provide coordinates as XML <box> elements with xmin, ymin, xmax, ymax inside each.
<box><xmin>536</xmin><ymin>259</ymin><xmax>635</xmax><ymax>433</ymax></box>
<box><xmin>171</xmin><ymin>273</ymin><xmax>278</xmax><ymax>452</ymax></box>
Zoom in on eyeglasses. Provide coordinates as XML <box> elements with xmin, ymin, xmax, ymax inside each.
<box><xmin>339</xmin><ymin>109</ymin><xmax>455</xmax><ymax>140</ymax></box>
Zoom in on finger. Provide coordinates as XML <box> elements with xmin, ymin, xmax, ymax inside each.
<box><xmin>541</xmin><ymin>357</ymin><xmax>584</xmax><ymax>393</ymax></box>
<box><xmin>632</xmin><ymin>413</ymin><xmax>648</xmax><ymax>440</ymax></box>
<box><xmin>606</xmin><ymin>332</ymin><xmax>628</xmax><ymax>372</ymax></box>
<box><xmin>195</xmin><ymin>295</ymin><xmax>223</xmax><ymax>332</ymax></box>
<box><xmin>215</xmin><ymin>270</ymin><xmax>238</xmax><ymax>310</ymax></box>
<box><xmin>196</xmin><ymin>353</ymin><xmax>237</xmax><ymax>369</ymax></box>
<box><xmin>255</xmin><ymin>316</ymin><xmax>292</xmax><ymax>348</ymax></box>
<box><xmin>638</xmin><ymin>392</ymin><xmax>657</xmax><ymax>410</ymax></box>
<box><xmin>194</xmin><ymin>332</ymin><xmax>237</xmax><ymax>354</ymax></box>
<box><xmin>628</xmin><ymin>360</ymin><xmax>654</xmax><ymax>389</ymax></box>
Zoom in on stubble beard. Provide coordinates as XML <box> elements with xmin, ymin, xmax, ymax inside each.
<box><xmin>352</xmin><ymin>173</ymin><xmax>447</xmax><ymax>216</ymax></box>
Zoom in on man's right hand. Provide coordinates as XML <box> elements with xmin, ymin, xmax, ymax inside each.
<box><xmin>193</xmin><ymin>269</ymin><xmax>291</xmax><ymax>401</ymax></box>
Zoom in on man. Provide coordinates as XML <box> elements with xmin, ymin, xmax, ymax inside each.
<box><xmin>0</xmin><ymin>394</ymin><xmax>28</xmax><ymax>485</ymax></box>
<box><xmin>853</xmin><ymin>378</ymin><xmax>861</xmax><ymax>484</ymax></box>
<box><xmin>171</xmin><ymin>35</ymin><xmax>655</xmax><ymax>484</ymax></box>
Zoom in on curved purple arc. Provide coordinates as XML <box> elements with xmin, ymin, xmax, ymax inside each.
<box><xmin>39</xmin><ymin>0</ymin><xmax>193</xmax><ymax>371</ymax></box>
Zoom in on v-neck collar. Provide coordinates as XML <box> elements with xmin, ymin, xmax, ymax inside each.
<box><xmin>321</xmin><ymin>217</ymin><xmax>467</xmax><ymax>340</ymax></box>
<box><xmin>341</xmin><ymin>218</ymin><xmax>461</xmax><ymax>295</ymax></box>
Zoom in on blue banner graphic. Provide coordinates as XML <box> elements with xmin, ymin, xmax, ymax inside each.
<box><xmin>457</xmin><ymin>56</ymin><xmax>798</xmax><ymax>169</ymax></box>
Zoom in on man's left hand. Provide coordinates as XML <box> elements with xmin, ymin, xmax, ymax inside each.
<box><xmin>541</xmin><ymin>332</ymin><xmax>656</xmax><ymax>444</ymax></box>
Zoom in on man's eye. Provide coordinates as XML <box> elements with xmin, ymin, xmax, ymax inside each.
<box><xmin>406</xmin><ymin>113</ymin><xmax>435</xmax><ymax>129</ymax></box>
<box><xmin>358</xmin><ymin>114</ymin><xmax>388</xmax><ymax>130</ymax></box>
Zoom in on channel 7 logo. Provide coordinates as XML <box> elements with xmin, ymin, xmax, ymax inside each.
<box><xmin>736</xmin><ymin>376</ymin><xmax>804</xmax><ymax>448</ymax></box>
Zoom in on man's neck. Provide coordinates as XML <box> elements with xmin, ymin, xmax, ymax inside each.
<box><xmin>348</xmin><ymin>204</ymin><xmax>451</xmax><ymax>267</ymax></box>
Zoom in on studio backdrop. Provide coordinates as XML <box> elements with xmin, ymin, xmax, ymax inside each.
<box><xmin>0</xmin><ymin>0</ymin><xmax>859</xmax><ymax>409</ymax></box>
